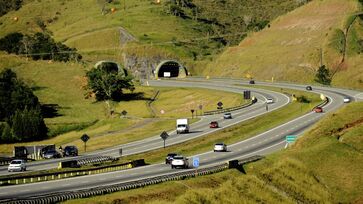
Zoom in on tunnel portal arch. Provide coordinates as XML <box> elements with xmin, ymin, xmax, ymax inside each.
<box><xmin>155</xmin><ymin>60</ymin><xmax>188</xmax><ymax>78</ymax></box>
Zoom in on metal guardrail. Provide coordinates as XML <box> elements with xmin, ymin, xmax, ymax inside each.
<box><xmin>203</xmin><ymin>101</ymin><xmax>254</xmax><ymax>115</ymax></box>
<box><xmin>1</xmin><ymin>156</ymin><xmax>264</xmax><ymax>204</ymax></box>
<box><xmin>77</xmin><ymin>155</ymin><xmax>117</xmax><ymax>166</ymax></box>
<box><xmin>0</xmin><ymin>159</ymin><xmax>145</xmax><ymax>186</ymax></box>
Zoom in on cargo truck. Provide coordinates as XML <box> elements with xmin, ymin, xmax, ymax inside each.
<box><xmin>176</xmin><ymin>118</ymin><xmax>189</xmax><ymax>134</ymax></box>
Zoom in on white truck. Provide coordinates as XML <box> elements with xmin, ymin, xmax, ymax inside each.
<box><xmin>176</xmin><ymin>118</ymin><xmax>189</xmax><ymax>134</ymax></box>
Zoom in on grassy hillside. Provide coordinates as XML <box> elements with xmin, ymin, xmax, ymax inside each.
<box><xmin>64</xmin><ymin>102</ymin><xmax>363</xmax><ymax>204</ymax></box>
<box><xmin>204</xmin><ymin>0</ymin><xmax>363</xmax><ymax>89</ymax></box>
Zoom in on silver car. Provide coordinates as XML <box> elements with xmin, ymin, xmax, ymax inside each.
<box><xmin>8</xmin><ymin>159</ymin><xmax>26</xmax><ymax>172</ymax></box>
<box><xmin>214</xmin><ymin>143</ymin><xmax>227</xmax><ymax>152</ymax></box>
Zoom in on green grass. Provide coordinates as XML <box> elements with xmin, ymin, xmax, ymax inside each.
<box><xmin>63</xmin><ymin>102</ymin><xmax>363</xmax><ymax>204</ymax></box>
<box><xmin>203</xmin><ymin>0</ymin><xmax>362</xmax><ymax>89</ymax></box>
<box><xmin>0</xmin><ymin>56</ymin><xmax>243</xmax><ymax>154</ymax></box>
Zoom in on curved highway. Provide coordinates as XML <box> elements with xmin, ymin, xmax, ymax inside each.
<box><xmin>0</xmin><ymin>80</ymin><xmax>288</xmax><ymax>175</ymax></box>
<box><xmin>0</xmin><ymin>78</ymin><xmax>361</xmax><ymax>200</ymax></box>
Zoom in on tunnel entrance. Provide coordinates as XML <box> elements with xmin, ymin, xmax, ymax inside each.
<box><xmin>155</xmin><ymin>60</ymin><xmax>187</xmax><ymax>78</ymax></box>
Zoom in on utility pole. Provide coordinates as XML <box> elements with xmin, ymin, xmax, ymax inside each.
<box><xmin>319</xmin><ymin>48</ymin><xmax>323</xmax><ymax>67</ymax></box>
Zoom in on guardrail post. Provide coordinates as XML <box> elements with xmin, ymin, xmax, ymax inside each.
<box><xmin>58</xmin><ymin>174</ymin><xmax>61</xmax><ymax>179</ymax></box>
<box><xmin>38</xmin><ymin>177</ymin><xmax>40</xmax><ymax>181</ymax></box>
<box><xmin>52</xmin><ymin>175</ymin><xmax>54</xmax><ymax>180</ymax></box>
<box><xmin>16</xmin><ymin>179</ymin><xmax>18</xmax><ymax>184</ymax></box>
<box><xmin>23</xmin><ymin>178</ymin><xmax>26</xmax><ymax>184</ymax></box>
<box><xmin>31</xmin><ymin>177</ymin><xmax>33</xmax><ymax>182</ymax></box>
<box><xmin>65</xmin><ymin>173</ymin><xmax>67</xmax><ymax>178</ymax></box>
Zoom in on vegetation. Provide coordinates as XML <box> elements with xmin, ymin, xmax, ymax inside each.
<box><xmin>315</xmin><ymin>65</ymin><xmax>331</xmax><ymax>85</ymax></box>
<box><xmin>0</xmin><ymin>32</ymin><xmax>81</xmax><ymax>61</ymax></box>
<box><xmin>64</xmin><ymin>102</ymin><xmax>363</xmax><ymax>204</ymax></box>
<box><xmin>86</xmin><ymin>64</ymin><xmax>134</xmax><ymax>102</ymax></box>
<box><xmin>0</xmin><ymin>0</ymin><xmax>22</xmax><ymax>17</ymax></box>
<box><xmin>0</xmin><ymin>68</ymin><xmax>47</xmax><ymax>143</ymax></box>
<box><xmin>204</xmin><ymin>0</ymin><xmax>362</xmax><ymax>89</ymax></box>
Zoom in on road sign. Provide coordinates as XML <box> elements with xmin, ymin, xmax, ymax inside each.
<box><xmin>81</xmin><ymin>134</ymin><xmax>89</xmax><ymax>143</ymax></box>
<box><xmin>121</xmin><ymin>110</ymin><xmax>127</xmax><ymax>117</ymax></box>
<box><xmin>160</xmin><ymin>131</ymin><xmax>169</xmax><ymax>140</ymax></box>
<box><xmin>286</xmin><ymin>135</ymin><xmax>297</xmax><ymax>143</ymax></box>
<box><xmin>193</xmin><ymin>157</ymin><xmax>199</xmax><ymax>168</ymax></box>
<box><xmin>217</xmin><ymin>101</ymin><xmax>223</xmax><ymax>107</ymax></box>
<box><xmin>160</xmin><ymin>131</ymin><xmax>169</xmax><ymax>148</ymax></box>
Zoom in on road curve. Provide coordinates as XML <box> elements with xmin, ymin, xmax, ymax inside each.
<box><xmin>0</xmin><ymin>80</ymin><xmax>287</xmax><ymax>175</ymax></box>
<box><xmin>0</xmin><ymin>78</ymin><xmax>361</xmax><ymax>200</ymax></box>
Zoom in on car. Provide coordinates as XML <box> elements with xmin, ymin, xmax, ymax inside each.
<box><xmin>343</xmin><ymin>97</ymin><xmax>351</xmax><ymax>103</ymax></box>
<box><xmin>214</xmin><ymin>143</ymin><xmax>227</xmax><ymax>152</ymax></box>
<box><xmin>306</xmin><ymin>86</ymin><xmax>312</xmax><ymax>91</ymax></box>
<box><xmin>223</xmin><ymin>113</ymin><xmax>232</xmax><ymax>119</ymax></box>
<box><xmin>8</xmin><ymin>159</ymin><xmax>26</xmax><ymax>172</ymax></box>
<box><xmin>171</xmin><ymin>155</ymin><xmax>189</xmax><ymax>169</ymax></box>
<box><xmin>43</xmin><ymin>150</ymin><xmax>62</xmax><ymax>159</ymax></box>
<box><xmin>314</xmin><ymin>107</ymin><xmax>323</xmax><ymax>113</ymax></box>
<box><xmin>165</xmin><ymin>153</ymin><xmax>177</xmax><ymax>164</ymax></box>
<box><xmin>63</xmin><ymin>145</ymin><xmax>78</xmax><ymax>157</ymax></box>
<box><xmin>209</xmin><ymin>121</ymin><xmax>219</xmax><ymax>128</ymax></box>
<box><xmin>266</xmin><ymin>98</ymin><xmax>273</xmax><ymax>104</ymax></box>
<box><xmin>249</xmin><ymin>80</ymin><xmax>255</xmax><ymax>84</ymax></box>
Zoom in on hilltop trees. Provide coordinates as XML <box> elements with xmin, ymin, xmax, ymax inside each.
<box><xmin>0</xmin><ymin>32</ymin><xmax>82</xmax><ymax>62</ymax></box>
<box><xmin>0</xmin><ymin>68</ymin><xmax>47</xmax><ymax>143</ymax></box>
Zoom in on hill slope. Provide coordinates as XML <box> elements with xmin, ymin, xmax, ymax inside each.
<box><xmin>204</xmin><ymin>0</ymin><xmax>363</xmax><ymax>89</ymax></box>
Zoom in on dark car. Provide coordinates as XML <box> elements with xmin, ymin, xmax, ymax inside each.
<box><xmin>165</xmin><ymin>153</ymin><xmax>177</xmax><ymax>164</ymax></box>
<box><xmin>314</xmin><ymin>107</ymin><xmax>323</xmax><ymax>113</ymax></box>
<box><xmin>249</xmin><ymin>80</ymin><xmax>255</xmax><ymax>84</ymax></box>
<box><xmin>43</xmin><ymin>150</ymin><xmax>62</xmax><ymax>159</ymax></box>
<box><xmin>63</xmin><ymin>145</ymin><xmax>78</xmax><ymax>157</ymax></box>
<box><xmin>210</xmin><ymin>121</ymin><xmax>219</xmax><ymax>128</ymax></box>
<box><xmin>306</xmin><ymin>86</ymin><xmax>312</xmax><ymax>91</ymax></box>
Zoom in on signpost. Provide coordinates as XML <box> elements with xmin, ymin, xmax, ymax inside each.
<box><xmin>119</xmin><ymin>148</ymin><xmax>123</xmax><ymax>157</ymax></box>
<box><xmin>191</xmin><ymin>109</ymin><xmax>195</xmax><ymax>118</ymax></box>
<box><xmin>193</xmin><ymin>157</ymin><xmax>199</xmax><ymax>168</ymax></box>
<box><xmin>81</xmin><ymin>134</ymin><xmax>90</xmax><ymax>152</ymax></box>
<box><xmin>121</xmin><ymin>110</ymin><xmax>127</xmax><ymax>118</ymax></box>
<box><xmin>286</xmin><ymin>135</ymin><xmax>297</xmax><ymax>143</ymax></box>
<box><xmin>160</xmin><ymin>131</ymin><xmax>169</xmax><ymax>148</ymax></box>
<box><xmin>217</xmin><ymin>101</ymin><xmax>223</xmax><ymax>109</ymax></box>
<box><xmin>285</xmin><ymin>135</ymin><xmax>297</xmax><ymax>148</ymax></box>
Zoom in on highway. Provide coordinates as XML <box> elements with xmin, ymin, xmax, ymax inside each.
<box><xmin>0</xmin><ymin>80</ymin><xmax>289</xmax><ymax>175</ymax></box>
<box><xmin>0</xmin><ymin>78</ymin><xmax>362</xmax><ymax>200</ymax></box>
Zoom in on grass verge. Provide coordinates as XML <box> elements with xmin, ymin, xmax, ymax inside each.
<box><xmin>63</xmin><ymin>102</ymin><xmax>363</xmax><ymax>204</ymax></box>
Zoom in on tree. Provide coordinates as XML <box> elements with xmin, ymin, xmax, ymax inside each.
<box><xmin>315</xmin><ymin>65</ymin><xmax>331</xmax><ymax>85</ymax></box>
<box><xmin>11</xmin><ymin>107</ymin><xmax>47</xmax><ymax>142</ymax></box>
<box><xmin>86</xmin><ymin>65</ymin><xmax>134</xmax><ymax>102</ymax></box>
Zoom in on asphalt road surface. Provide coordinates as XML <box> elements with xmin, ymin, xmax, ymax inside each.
<box><xmin>0</xmin><ymin>78</ymin><xmax>361</xmax><ymax>200</ymax></box>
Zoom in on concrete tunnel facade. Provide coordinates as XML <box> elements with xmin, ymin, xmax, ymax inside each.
<box><xmin>155</xmin><ymin>60</ymin><xmax>188</xmax><ymax>79</ymax></box>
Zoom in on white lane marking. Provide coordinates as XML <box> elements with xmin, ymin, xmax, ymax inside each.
<box><xmin>62</xmin><ymin>184</ymin><xmax>71</xmax><ymax>187</ymax></box>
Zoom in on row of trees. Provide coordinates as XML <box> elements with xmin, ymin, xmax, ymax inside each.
<box><xmin>0</xmin><ymin>32</ymin><xmax>82</xmax><ymax>62</ymax></box>
<box><xmin>0</xmin><ymin>69</ymin><xmax>47</xmax><ymax>143</ymax></box>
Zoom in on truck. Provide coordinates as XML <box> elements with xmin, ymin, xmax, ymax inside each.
<box><xmin>176</xmin><ymin>118</ymin><xmax>189</xmax><ymax>134</ymax></box>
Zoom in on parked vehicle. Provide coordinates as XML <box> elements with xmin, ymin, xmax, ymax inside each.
<box><xmin>223</xmin><ymin>113</ymin><xmax>232</xmax><ymax>119</ymax></box>
<box><xmin>209</xmin><ymin>121</ymin><xmax>219</xmax><ymax>128</ymax></box>
<box><xmin>314</xmin><ymin>107</ymin><xmax>323</xmax><ymax>113</ymax></box>
<box><xmin>43</xmin><ymin>150</ymin><xmax>62</xmax><ymax>159</ymax></box>
<box><xmin>171</xmin><ymin>155</ymin><xmax>189</xmax><ymax>169</ymax></box>
<box><xmin>306</xmin><ymin>86</ymin><xmax>312</xmax><ymax>91</ymax></box>
<box><xmin>266</xmin><ymin>98</ymin><xmax>274</xmax><ymax>104</ymax></box>
<box><xmin>165</xmin><ymin>153</ymin><xmax>177</xmax><ymax>164</ymax></box>
<box><xmin>8</xmin><ymin>159</ymin><xmax>26</xmax><ymax>172</ymax></box>
<box><xmin>214</xmin><ymin>143</ymin><xmax>227</xmax><ymax>152</ymax></box>
<box><xmin>343</xmin><ymin>97</ymin><xmax>351</xmax><ymax>103</ymax></box>
<box><xmin>249</xmin><ymin>80</ymin><xmax>255</xmax><ymax>84</ymax></box>
<box><xmin>63</xmin><ymin>145</ymin><xmax>78</xmax><ymax>157</ymax></box>
<box><xmin>176</xmin><ymin>118</ymin><xmax>189</xmax><ymax>134</ymax></box>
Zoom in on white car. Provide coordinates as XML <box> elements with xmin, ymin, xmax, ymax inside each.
<box><xmin>171</xmin><ymin>155</ymin><xmax>189</xmax><ymax>169</ymax></box>
<box><xmin>266</xmin><ymin>98</ymin><xmax>273</xmax><ymax>104</ymax></box>
<box><xmin>214</xmin><ymin>143</ymin><xmax>227</xmax><ymax>152</ymax></box>
<box><xmin>343</xmin><ymin>97</ymin><xmax>350</xmax><ymax>103</ymax></box>
<box><xmin>8</xmin><ymin>159</ymin><xmax>26</xmax><ymax>172</ymax></box>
